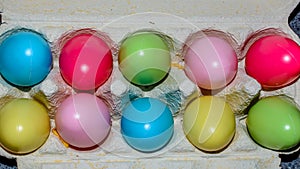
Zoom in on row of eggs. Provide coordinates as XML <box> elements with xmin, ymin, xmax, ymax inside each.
<box><xmin>1</xmin><ymin>93</ymin><xmax>300</xmax><ymax>155</ymax></box>
<box><xmin>0</xmin><ymin>28</ymin><xmax>299</xmax><ymax>91</ymax></box>
<box><xmin>0</xmin><ymin>27</ymin><xmax>299</xmax><ymax>155</ymax></box>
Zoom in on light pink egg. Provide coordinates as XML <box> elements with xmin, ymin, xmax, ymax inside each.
<box><xmin>55</xmin><ymin>93</ymin><xmax>111</xmax><ymax>148</ymax></box>
<box><xmin>184</xmin><ymin>35</ymin><xmax>238</xmax><ymax>90</ymax></box>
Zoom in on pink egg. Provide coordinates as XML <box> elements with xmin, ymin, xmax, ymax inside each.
<box><xmin>55</xmin><ymin>93</ymin><xmax>111</xmax><ymax>148</ymax></box>
<box><xmin>184</xmin><ymin>36</ymin><xmax>238</xmax><ymax>90</ymax></box>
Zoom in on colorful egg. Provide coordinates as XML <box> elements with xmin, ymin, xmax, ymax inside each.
<box><xmin>118</xmin><ymin>31</ymin><xmax>171</xmax><ymax>87</ymax></box>
<box><xmin>121</xmin><ymin>97</ymin><xmax>174</xmax><ymax>152</ymax></box>
<box><xmin>184</xmin><ymin>36</ymin><xmax>238</xmax><ymax>90</ymax></box>
<box><xmin>59</xmin><ymin>32</ymin><xmax>113</xmax><ymax>91</ymax></box>
<box><xmin>0</xmin><ymin>99</ymin><xmax>50</xmax><ymax>154</ymax></box>
<box><xmin>183</xmin><ymin>96</ymin><xmax>236</xmax><ymax>152</ymax></box>
<box><xmin>245</xmin><ymin>35</ymin><xmax>300</xmax><ymax>90</ymax></box>
<box><xmin>246</xmin><ymin>96</ymin><xmax>300</xmax><ymax>151</ymax></box>
<box><xmin>55</xmin><ymin>93</ymin><xmax>111</xmax><ymax>148</ymax></box>
<box><xmin>0</xmin><ymin>29</ymin><xmax>52</xmax><ymax>87</ymax></box>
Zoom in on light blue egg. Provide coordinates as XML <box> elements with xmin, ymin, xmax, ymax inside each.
<box><xmin>121</xmin><ymin>97</ymin><xmax>174</xmax><ymax>152</ymax></box>
<box><xmin>0</xmin><ymin>29</ymin><xmax>52</xmax><ymax>87</ymax></box>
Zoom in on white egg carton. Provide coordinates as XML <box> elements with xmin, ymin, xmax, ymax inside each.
<box><xmin>0</xmin><ymin>0</ymin><xmax>299</xmax><ymax>169</ymax></box>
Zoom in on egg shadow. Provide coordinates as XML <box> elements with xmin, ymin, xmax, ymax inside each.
<box><xmin>241</xmin><ymin>93</ymin><xmax>260</xmax><ymax>115</ymax></box>
<box><xmin>187</xmin><ymin>132</ymin><xmax>236</xmax><ymax>154</ymax></box>
<box><xmin>0</xmin><ymin>74</ymin><xmax>33</xmax><ymax>92</ymax></box>
<box><xmin>280</xmin><ymin>147</ymin><xmax>300</xmax><ymax>163</ymax></box>
<box><xmin>73</xmin><ymin>88</ymin><xmax>98</xmax><ymax>95</ymax></box>
<box><xmin>262</xmin><ymin>75</ymin><xmax>300</xmax><ymax>91</ymax></box>
<box><xmin>200</xmin><ymin>87</ymin><xmax>226</xmax><ymax>96</ymax></box>
<box><xmin>69</xmin><ymin>144</ymin><xmax>99</xmax><ymax>151</ymax></box>
<box><xmin>199</xmin><ymin>71</ymin><xmax>239</xmax><ymax>95</ymax></box>
<box><xmin>68</xmin><ymin>129</ymin><xmax>111</xmax><ymax>152</ymax></box>
<box><xmin>121</xmin><ymin>129</ymin><xmax>175</xmax><ymax>154</ymax></box>
<box><xmin>131</xmin><ymin>72</ymin><xmax>170</xmax><ymax>92</ymax></box>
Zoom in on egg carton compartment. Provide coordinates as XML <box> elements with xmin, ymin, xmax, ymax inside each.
<box><xmin>0</xmin><ymin>0</ymin><xmax>299</xmax><ymax>169</ymax></box>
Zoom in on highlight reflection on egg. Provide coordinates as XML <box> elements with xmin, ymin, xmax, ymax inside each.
<box><xmin>118</xmin><ymin>31</ymin><xmax>171</xmax><ymax>87</ymax></box>
<box><xmin>245</xmin><ymin>34</ymin><xmax>300</xmax><ymax>90</ymax></box>
<box><xmin>246</xmin><ymin>96</ymin><xmax>300</xmax><ymax>151</ymax></box>
<box><xmin>59</xmin><ymin>30</ymin><xmax>113</xmax><ymax>91</ymax></box>
<box><xmin>184</xmin><ymin>32</ymin><xmax>238</xmax><ymax>90</ymax></box>
<box><xmin>121</xmin><ymin>97</ymin><xmax>174</xmax><ymax>152</ymax></box>
<box><xmin>0</xmin><ymin>29</ymin><xmax>52</xmax><ymax>87</ymax></box>
<box><xmin>183</xmin><ymin>96</ymin><xmax>236</xmax><ymax>152</ymax></box>
<box><xmin>0</xmin><ymin>99</ymin><xmax>50</xmax><ymax>155</ymax></box>
<box><xmin>55</xmin><ymin>93</ymin><xmax>111</xmax><ymax>149</ymax></box>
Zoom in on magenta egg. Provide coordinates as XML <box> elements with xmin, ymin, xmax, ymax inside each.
<box><xmin>55</xmin><ymin>93</ymin><xmax>111</xmax><ymax>148</ymax></box>
<box><xmin>245</xmin><ymin>35</ymin><xmax>300</xmax><ymax>90</ymax></box>
<box><xmin>58</xmin><ymin>30</ymin><xmax>113</xmax><ymax>91</ymax></box>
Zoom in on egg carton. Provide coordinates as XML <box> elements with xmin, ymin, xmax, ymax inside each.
<box><xmin>0</xmin><ymin>0</ymin><xmax>299</xmax><ymax>169</ymax></box>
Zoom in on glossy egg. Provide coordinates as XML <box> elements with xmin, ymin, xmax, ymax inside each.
<box><xmin>246</xmin><ymin>96</ymin><xmax>300</xmax><ymax>151</ymax></box>
<box><xmin>245</xmin><ymin>35</ymin><xmax>300</xmax><ymax>90</ymax></box>
<box><xmin>0</xmin><ymin>99</ymin><xmax>50</xmax><ymax>154</ymax></box>
<box><xmin>118</xmin><ymin>32</ymin><xmax>171</xmax><ymax>87</ymax></box>
<box><xmin>183</xmin><ymin>96</ymin><xmax>236</xmax><ymax>152</ymax></box>
<box><xmin>59</xmin><ymin>33</ymin><xmax>113</xmax><ymax>91</ymax></box>
<box><xmin>184</xmin><ymin>36</ymin><xmax>238</xmax><ymax>90</ymax></box>
<box><xmin>55</xmin><ymin>93</ymin><xmax>111</xmax><ymax>148</ymax></box>
<box><xmin>121</xmin><ymin>97</ymin><xmax>174</xmax><ymax>152</ymax></box>
<box><xmin>0</xmin><ymin>30</ymin><xmax>52</xmax><ymax>87</ymax></box>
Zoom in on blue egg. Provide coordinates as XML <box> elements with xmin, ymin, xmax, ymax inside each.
<box><xmin>121</xmin><ymin>97</ymin><xmax>174</xmax><ymax>152</ymax></box>
<box><xmin>0</xmin><ymin>29</ymin><xmax>52</xmax><ymax>87</ymax></box>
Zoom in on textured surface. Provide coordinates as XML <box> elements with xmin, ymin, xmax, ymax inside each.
<box><xmin>0</xmin><ymin>0</ymin><xmax>299</xmax><ymax>169</ymax></box>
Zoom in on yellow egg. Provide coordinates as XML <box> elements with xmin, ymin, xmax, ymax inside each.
<box><xmin>0</xmin><ymin>98</ymin><xmax>50</xmax><ymax>155</ymax></box>
<box><xmin>183</xmin><ymin>96</ymin><xmax>236</xmax><ymax>152</ymax></box>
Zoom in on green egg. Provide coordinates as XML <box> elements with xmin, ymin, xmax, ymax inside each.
<box><xmin>246</xmin><ymin>96</ymin><xmax>300</xmax><ymax>151</ymax></box>
<box><xmin>118</xmin><ymin>31</ymin><xmax>171</xmax><ymax>86</ymax></box>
